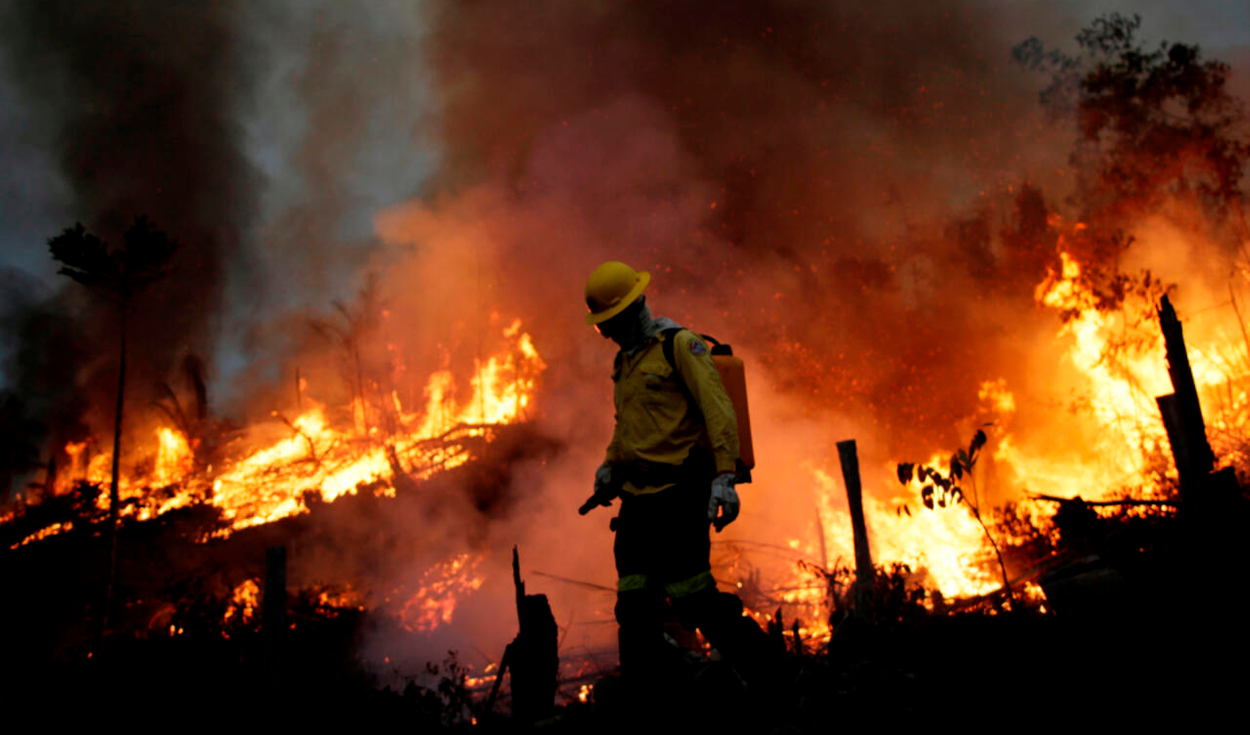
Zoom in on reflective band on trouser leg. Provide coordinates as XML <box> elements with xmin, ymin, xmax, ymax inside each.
<box><xmin>618</xmin><ymin>573</ymin><xmax>651</xmax><ymax>592</ymax></box>
<box><xmin>663</xmin><ymin>569</ymin><xmax>716</xmax><ymax>599</ymax></box>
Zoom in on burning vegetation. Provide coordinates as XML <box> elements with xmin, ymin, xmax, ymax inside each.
<box><xmin>1</xmin><ymin>2</ymin><xmax>1249</xmax><ymax>729</ymax></box>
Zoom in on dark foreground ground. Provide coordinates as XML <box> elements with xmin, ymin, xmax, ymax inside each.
<box><xmin>3</xmin><ymin>456</ymin><xmax>1246</xmax><ymax>730</ymax></box>
<box><xmin>3</xmin><ymin>598</ymin><xmax>1244</xmax><ymax>732</ymax></box>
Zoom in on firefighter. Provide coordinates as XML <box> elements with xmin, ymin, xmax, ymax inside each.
<box><xmin>581</xmin><ymin>260</ymin><xmax>773</xmax><ymax>702</ymax></box>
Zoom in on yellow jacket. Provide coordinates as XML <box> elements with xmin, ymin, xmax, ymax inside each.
<box><xmin>606</xmin><ymin>328</ymin><xmax>739</xmax><ymax>494</ymax></box>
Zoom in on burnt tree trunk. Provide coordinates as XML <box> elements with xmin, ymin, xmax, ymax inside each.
<box><xmin>96</xmin><ymin>310</ymin><xmax>127</xmax><ymax>657</ymax></box>
<box><xmin>837</xmin><ymin>440</ymin><xmax>875</xmax><ymax>613</ymax></box>
<box><xmin>1157</xmin><ymin>394</ymin><xmax>1202</xmax><ymax>494</ymax></box>
<box><xmin>1157</xmin><ymin>296</ymin><xmax>1215</xmax><ymax>502</ymax></box>
<box><xmin>507</xmin><ymin>545</ymin><xmax>557</xmax><ymax>723</ymax></box>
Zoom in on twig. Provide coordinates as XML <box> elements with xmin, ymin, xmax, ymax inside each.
<box><xmin>557</xmin><ymin>608</ymin><xmax>572</xmax><ymax>654</ymax></box>
<box><xmin>529</xmin><ymin>571</ymin><xmax>616</xmax><ymax>593</ymax></box>
<box><xmin>1030</xmin><ymin>493</ymin><xmax>1180</xmax><ymax>508</ymax></box>
<box><xmin>815</xmin><ymin>504</ymin><xmax>829</xmax><ymax>572</ymax></box>
<box><xmin>966</xmin><ymin>473</ymin><xmax>1016</xmax><ymax>606</ymax></box>
<box><xmin>274</xmin><ymin>413</ymin><xmax>320</xmax><ymax>466</ymax></box>
<box><xmin>1229</xmin><ymin>278</ymin><xmax>1250</xmax><ymax>365</ymax></box>
<box><xmin>484</xmin><ymin>644</ymin><xmax>511</xmax><ymax>716</ymax></box>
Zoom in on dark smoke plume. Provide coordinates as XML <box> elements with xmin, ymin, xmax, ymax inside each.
<box><xmin>1</xmin><ymin>1</ymin><xmax>259</xmax><ymax>457</ymax></box>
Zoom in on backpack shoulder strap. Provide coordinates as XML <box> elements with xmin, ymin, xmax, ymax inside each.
<box><xmin>660</xmin><ymin>327</ymin><xmax>683</xmax><ymax>370</ymax></box>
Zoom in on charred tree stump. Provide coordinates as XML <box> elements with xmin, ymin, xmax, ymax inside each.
<box><xmin>1157</xmin><ymin>296</ymin><xmax>1215</xmax><ymax>503</ymax></box>
<box><xmin>262</xmin><ymin>545</ymin><xmax>287</xmax><ymax>696</ymax></box>
<box><xmin>505</xmin><ymin>545</ymin><xmax>557</xmax><ymax>723</ymax></box>
<box><xmin>837</xmin><ymin>440</ymin><xmax>875</xmax><ymax>614</ymax></box>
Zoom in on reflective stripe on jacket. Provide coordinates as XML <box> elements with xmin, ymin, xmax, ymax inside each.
<box><xmin>605</xmin><ymin>328</ymin><xmax>739</xmax><ymax>494</ymax></box>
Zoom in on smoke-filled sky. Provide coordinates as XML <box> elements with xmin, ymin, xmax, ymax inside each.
<box><xmin>0</xmin><ymin>0</ymin><xmax>1245</xmax><ymax>408</ymax></box>
<box><xmin>0</xmin><ymin>0</ymin><xmax>1246</xmax><ymax>485</ymax></box>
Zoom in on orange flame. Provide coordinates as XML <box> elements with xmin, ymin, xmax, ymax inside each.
<box><xmin>223</xmin><ymin>579</ymin><xmax>260</xmax><ymax>626</ymax></box>
<box><xmin>50</xmin><ymin>319</ymin><xmax>544</xmax><ymax>537</ymax></box>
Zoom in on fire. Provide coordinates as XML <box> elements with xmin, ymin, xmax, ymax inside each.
<box><xmin>997</xmin><ymin>229</ymin><xmax>1240</xmax><ymax>501</ymax></box>
<box><xmin>223</xmin><ymin>578</ymin><xmax>260</xmax><ymax>626</ymax></box>
<box><xmin>400</xmin><ymin>553</ymin><xmax>486</xmax><ymax>633</ymax></box>
<box><xmin>154</xmin><ymin>427</ymin><xmax>194</xmax><ymax>486</ymax></box>
<box><xmin>41</xmin><ymin>319</ymin><xmax>545</xmax><ymax>536</ymax></box>
<box><xmin>766</xmin><ymin>221</ymin><xmax>1247</xmax><ymax>634</ymax></box>
<box><xmin>812</xmin><ymin>466</ymin><xmax>996</xmax><ymax>598</ymax></box>
<box><xmin>9</xmin><ymin>521</ymin><xmax>73</xmax><ymax>551</ymax></box>
<box><xmin>317</xmin><ymin>585</ymin><xmax>367</xmax><ymax>612</ymax></box>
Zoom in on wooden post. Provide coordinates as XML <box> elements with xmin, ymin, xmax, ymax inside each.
<box><xmin>836</xmin><ymin>440</ymin><xmax>875</xmax><ymax>613</ymax></box>
<box><xmin>263</xmin><ymin>546</ymin><xmax>287</xmax><ymax>696</ymax></box>
<box><xmin>1158</xmin><ymin>296</ymin><xmax>1215</xmax><ymax>502</ymax></box>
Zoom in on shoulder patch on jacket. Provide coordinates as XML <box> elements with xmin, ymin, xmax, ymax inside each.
<box><xmin>688</xmin><ymin>339</ymin><xmax>707</xmax><ymax>356</ymax></box>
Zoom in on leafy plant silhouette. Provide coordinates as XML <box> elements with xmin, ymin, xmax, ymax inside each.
<box><xmin>897</xmin><ymin>427</ymin><xmax>1017</xmax><ymax>606</ymax></box>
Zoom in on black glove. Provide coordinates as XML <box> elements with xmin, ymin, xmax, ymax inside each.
<box><xmin>578</xmin><ymin>462</ymin><xmax>619</xmax><ymax>515</ymax></box>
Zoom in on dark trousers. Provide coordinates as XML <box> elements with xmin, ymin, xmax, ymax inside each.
<box><xmin>612</xmin><ymin>479</ymin><xmax>772</xmax><ymax>691</ymax></box>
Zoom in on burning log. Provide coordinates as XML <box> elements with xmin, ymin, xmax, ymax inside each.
<box><xmin>836</xmin><ymin>440</ymin><xmax>875</xmax><ymax>614</ymax></box>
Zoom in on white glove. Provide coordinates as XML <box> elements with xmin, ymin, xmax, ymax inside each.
<box><xmin>707</xmin><ymin>472</ymin><xmax>740</xmax><ymax>532</ymax></box>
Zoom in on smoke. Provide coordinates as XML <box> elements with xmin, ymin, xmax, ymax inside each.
<box><xmin>214</xmin><ymin>1</ymin><xmax>435</xmax><ymax>413</ymax></box>
<box><xmin>0</xmin><ymin>1</ymin><xmax>260</xmax><ymax>464</ymax></box>
<box><xmin>390</xmin><ymin>0</ymin><xmax>1078</xmax><ymax>465</ymax></box>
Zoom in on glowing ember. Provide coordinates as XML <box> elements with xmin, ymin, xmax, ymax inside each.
<box><xmin>317</xmin><ymin>584</ymin><xmax>367</xmax><ymax>611</ymax></box>
<box><xmin>400</xmin><ymin>553</ymin><xmax>486</xmax><ymax>633</ymax></box>
<box><xmin>9</xmin><ymin>521</ymin><xmax>73</xmax><ymax>551</ymax></box>
<box><xmin>223</xmin><ymin>579</ymin><xmax>260</xmax><ymax>626</ymax></box>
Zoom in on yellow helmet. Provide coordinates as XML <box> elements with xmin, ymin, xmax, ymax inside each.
<box><xmin>584</xmin><ymin>261</ymin><xmax>650</xmax><ymax>325</ymax></box>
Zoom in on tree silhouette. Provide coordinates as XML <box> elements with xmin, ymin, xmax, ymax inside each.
<box><xmin>48</xmin><ymin>215</ymin><xmax>178</xmax><ymax>655</ymax></box>
<box><xmin>1015</xmin><ymin>13</ymin><xmax>1249</xmax><ymax>228</ymax></box>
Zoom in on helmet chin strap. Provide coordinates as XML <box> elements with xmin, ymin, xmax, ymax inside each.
<box><xmin>608</xmin><ymin>298</ymin><xmax>660</xmax><ymax>355</ymax></box>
